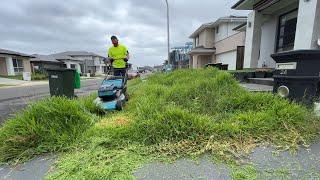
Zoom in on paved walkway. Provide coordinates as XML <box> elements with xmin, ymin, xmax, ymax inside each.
<box><xmin>240</xmin><ymin>83</ymin><xmax>273</xmax><ymax>92</ymax></box>
<box><xmin>1</xmin><ymin>142</ymin><xmax>319</xmax><ymax>179</ymax></box>
<box><xmin>0</xmin><ymin>78</ymin><xmax>26</xmax><ymax>86</ymax></box>
<box><xmin>134</xmin><ymin>142</ymin><xmax>320</xmax><ymax>179</ymax></box>
<box><xmin>0</xmin><ymin>77</ymin><xmax>104</xmax><ymax>89</ymax></box>
<box><xmin>0</xmin><ymin>155</ymin><xmax>56</xmax><ymax>180</ymax></box>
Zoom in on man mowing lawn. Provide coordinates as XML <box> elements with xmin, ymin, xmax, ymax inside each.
<box><xmin>107</xmin><ymin>35</ymin><xmax>130</xmax><ymax>77</ymax></box>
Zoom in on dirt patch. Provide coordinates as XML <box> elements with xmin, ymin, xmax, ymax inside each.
<box><xmin>98</xmin><ymin>116</ymin><xmax>131</xmax><ymax>127</ymax></box>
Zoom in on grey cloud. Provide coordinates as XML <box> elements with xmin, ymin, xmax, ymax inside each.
<box><xmin>0</xmin><ymin>0</ymin><xmax>248</xmax><ymax>66</ymax></box>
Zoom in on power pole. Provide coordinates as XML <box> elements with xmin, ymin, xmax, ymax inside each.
<box><xmin>165</xmin><ymin>0</ymin><xmax>170</xmax><ymax>65</ymax></box>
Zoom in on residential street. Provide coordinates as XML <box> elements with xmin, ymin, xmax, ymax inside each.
<box><xmin>0</xmin><ymin>78</ymin><xmax>102</xmax><ymax>124</ymax></box>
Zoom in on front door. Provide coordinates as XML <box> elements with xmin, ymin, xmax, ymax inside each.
<box><xmin>236</xmin><ymin>46</ymin><xmax>245</xmax><ymax>70</ymax></box>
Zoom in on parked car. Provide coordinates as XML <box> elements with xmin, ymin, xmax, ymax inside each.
<box><xmin>128</xmin><ymin>70</ymin><xmax>140</xmax><ymax>79</ymax></box>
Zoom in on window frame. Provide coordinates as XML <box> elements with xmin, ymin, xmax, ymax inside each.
<box><xmin>195</xmin><ymin>36</ymin><xmax>199</xmax><ymax>47</ymax></box>
<box><xmin>12</xmin><ymin>58</ymin><xmax>24</xmax><ymax>73</ymax></box>
<box><xmin>276</xmin><ymin>9</ymin><xmax>298</xmax><ymax>52</ymax></box>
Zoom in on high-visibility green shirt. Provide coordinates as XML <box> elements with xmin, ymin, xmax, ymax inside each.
<box><xmin>108</xmin><ymin>44</ymin><xmax>128</xmax><ymax>68</ymax></box>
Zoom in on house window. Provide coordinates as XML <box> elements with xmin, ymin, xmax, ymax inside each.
<box><xmin>195</xmin><ymin>36</ymin><xmax>199</xmax><ymax>46</ymax></box>
<box><xmin>277</xmin><ymin>10</ymin><xmax>298</xmax><ymax>52</ymax></box>
<box><xmin>12</xmin><ymin>58</ymin><xmax>24</xmax><ymax>73</ymax></box>
<box><xmin>216</xmin><ymin>26</ymin><xmax>219</xmax><ymax>34</ymax></box>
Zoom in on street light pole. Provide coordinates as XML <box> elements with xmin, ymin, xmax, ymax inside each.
<box><xmin>165</xmin><ymin>0</ymin><xmax>170</xmax><ymax>65</ymax></box>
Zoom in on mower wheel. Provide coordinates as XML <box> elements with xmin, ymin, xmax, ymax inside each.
<box><xmin>116</xmin><ymin>100</ymin><xmax>123</xmax><ymax>111</ymax></box>
<box><xmin>125</xmin><ymin>92</ymin><xmax>129</xmax><ymax>102</ymax></box>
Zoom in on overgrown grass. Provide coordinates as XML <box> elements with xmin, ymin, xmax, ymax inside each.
<box><xmin>49</xmin><ymin>69</ymin><xmax>320</xmax><ymax>179</ymax></box>
<box><xmin>126</xmin><ymin>70</ymin><xmax>319</xmax><ymax>149</ymax></box>
<box><xmin>0</xmin><ymin>95</ymin><xmax>102</xmax><ymax>163</ymax></box>
<box><xmin>0</xmin><ymin>84</ymin><xmax>12</xmax><ymax>87</ymax></box>
<box><xmin>0</xmin><ymin>75</ymin><xmax>23</xmax><ymax>80</ymax></box>
<box><xmin>0</xmin><ymin>73</ymin><xmax>48</xmax><ymax>81</ymax></box>
<box><xmin>1</xmin><ymin>68</ymin><xmax>319</xmax><ymax>179</ymax></box>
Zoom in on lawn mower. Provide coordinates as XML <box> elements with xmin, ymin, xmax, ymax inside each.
<box><xmin>94</xmin><ymin>65</ymin><xmax>128</xmax><ymax>111</ymax></box>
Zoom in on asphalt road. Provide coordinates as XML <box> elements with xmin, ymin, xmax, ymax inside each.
<box><xmin>0</xmin><ymin>79</ymin><xmax>102</xmax><ymax>124</ymax></box>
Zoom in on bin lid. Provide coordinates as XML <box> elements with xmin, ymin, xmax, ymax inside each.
<box><xmin>46</xmin><ymin>68</ymin><xmax>76</xmax><ymax>72</ymax></box>
<box><xmin>271</xmin><ymin>50</ymin><xmax>320</xmax><ymax>61</ymax></box>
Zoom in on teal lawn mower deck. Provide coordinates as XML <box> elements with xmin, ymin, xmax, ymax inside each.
<box><xmin>94</xmin><ymin>74</ymin><xmax>128</xmax><ymax>111</ymax></box>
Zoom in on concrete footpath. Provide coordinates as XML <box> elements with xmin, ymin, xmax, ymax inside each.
<box><xmin>134</xmin><ymin>142</ymin><xmax>320</xmax><ymax>179</ymax></box>
<box><xmin>240</xmin><ymin>83</ymin><xmax>273</xmax><ymax>92</ymax></box>
<box><xmin>0</xmin><ymin>78</ymin><xmax>26</xmax><ymax>86</ymax></box>
<box><xmin>0</xmin><ymin>156</ymin><xmax>56</xmax><ymax>180</ymax></box>
<box><xmin>0</xmin><ymin>78</ymin><xmax>50</xmax><ymax>87</ymax></box>
<box><xmin>0</xmin><ymin>77</ymin><xmax>103</xmax><ymax>89</ymax></box>
<box><xmin>0</xmin><ymin>142</ymin><xmax>319</xmax><ymax>179</ymax></box>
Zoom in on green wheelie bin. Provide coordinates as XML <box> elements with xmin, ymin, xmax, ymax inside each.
<box><xmin>74</xmin><ymin>70</ymin><xmax>81</xmax><ymax>89</ymax></box>
<box><xmin>47</xmin><ymin>68</ymin><xmax>76</xmax><ymax>99</ymax></box>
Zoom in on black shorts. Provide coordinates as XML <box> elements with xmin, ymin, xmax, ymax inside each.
<box><xmin>113</xmin><ymin>68</ymin><xmax>126</xmax><ymax>77</ymax></box>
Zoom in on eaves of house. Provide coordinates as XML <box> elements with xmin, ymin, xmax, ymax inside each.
<box><xmin>56</xmin><ymin>51</ymin><xmax>105</xmax><ymax>58</ymax></box>
<box><xmin>31</xmin><ymin>54</ymin><xmax>63</xmax><ymax>64</ymax></box>
<box><xmin>232</xmin><ymin>0</ymin><xmax>282</xmax><ymax>11</ymax></box>
<box><xmin>189</xmin><ymin>16</ymin><xmax>247</xmax><ymax>38</ymax></box>
<box><xmin>0</xmin><ymin>48</ymin><xmax>34</xmax><ymax>58</ymax></box>
<box><xmin>188</xmin><ymin>46</ymin><xmax>216</xmax><ymax>55</ymax></box>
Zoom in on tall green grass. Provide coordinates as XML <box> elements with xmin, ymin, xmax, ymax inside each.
<box><xmin>126</xmin><ymin>69</ymin><xmax>319</xmax><ymax>147</ymax></box>
<box><xmin>50</xmin><ymin>69</ymin><xmax>320</xmax><ymax>179</ymax></box>
<box><xmin>1</xmin><ymin>68</ymin><xmax>319</xmax><ymax>178</ymax></box>
<box><xmin>0</xmin><ymin>95</ymin><xmax>102</xmax><ymax>163</ymax></box>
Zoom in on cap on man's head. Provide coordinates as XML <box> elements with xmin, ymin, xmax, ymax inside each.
<box><xmin>111</xmin><ymin>36</ymin><xmax>118</xmax><ymax>40</ymax></box>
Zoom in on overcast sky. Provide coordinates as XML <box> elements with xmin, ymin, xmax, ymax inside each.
<box><xmin>0</xmin><ymin>0</ymin><xmax>248</xmax><ymax>67</ymax></box>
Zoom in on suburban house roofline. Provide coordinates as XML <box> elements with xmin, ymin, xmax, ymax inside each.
<box><xmin>189</xmin><ymin>22</ymin><xmax>214</xmax><ymax>38</ymax></box>
<box><xmin>44</xmin><ymin>54</ymin><xmax>82</xmax><ymax>62</ymax></box>
<box><xmin>56</xmin><ymin>51</ymin><xmax>105</xmax><ymax>58</ymax></box>
<box><xmin>31</xmin><ymin>54</ymin><xmax>64</xmax><ymax>64</ymax></box>
<box><xmin>232</xmin><ymin>0</ymin><xmax>280</xmax><ymax>10</ymax></box>
<box><xmin>0</xmin><ymin>48</ymin><xmax>34</xmax><ymax>58</ymax></box>
<box><xmin>55</xmin><ymin>57</ymin><xmax>79</xmax><ymax>61</ymax></box>
<box><xmin>189</xmin><ymin>16</ymin><xmax>247</xmax><ymax>38</ymax></box>
<box><xmin>231</xmin><ymin>0</ymin><xmax>246</xmax><ymax>9</ymax></box>
<box><xmin>233</xmin><ymin>22</ymin><xmax>247</xmax><ymax>31</ymax></box>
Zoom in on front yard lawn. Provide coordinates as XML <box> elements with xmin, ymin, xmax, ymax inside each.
<box><xmin>0</xmin><ymin>73</ymin><xmax>48</xmax><ymax>81</ymax></box>
<box><xmin>0</xmin><ymin>84</ymin><xmax>12</xmax><ymax>87</ymax></box>
<box><xmin>0</xmin><ymin>69</ymin><xmax>319</xmax><ymax>179</ymax></box>
<box><xmin>0</xmin><ymin>75</ymin><xmax>23</xmax><ymax>80</ymax></box>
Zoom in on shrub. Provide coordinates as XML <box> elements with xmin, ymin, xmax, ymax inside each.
<box><xmin>31</xmin><ymin>73</ymin><xmax>48</xmax><ymax>80</ymax></box>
